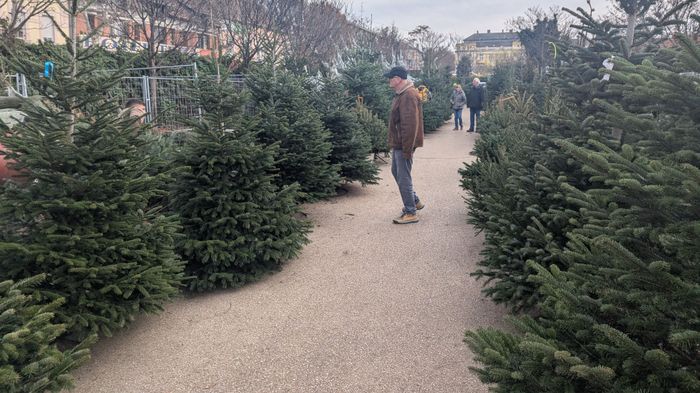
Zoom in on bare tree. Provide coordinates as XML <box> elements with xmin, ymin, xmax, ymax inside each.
<box><xmin>102</xmin><ymin>0</ymin><xmax>207</xmax><ymax>119</ymax></box>
<box><xmin>1</xmin><ymin>0</ymin><xmax>55</xmax><ymax>45</ymax></box>
<box><xmin>408</xmin><ymin>25</ymin><xmax>451</xmax><ymax>76</ymax></box>
<box><xmin>598</xmin><ymin>0</ymin><xmax>695</xmax><ymax>54</ymax></box>
<box><xmin>509</xmin><ymin>6</ymin><xmax>573</xmax><ymax>38</ymax></box>
<box><xmin>102</xmin><ymin>0</ymin><xmax>207</xmax><ymax>72</ymax></box>
<box><xmin>649</xmin><ymin>0</ymin><xmax>699</xmax><ymax>38</ymax></box>
<box><xmin>375</xmin><ymin>24</ymin><xmax>403</xmax><ymax>65</ymax></box>
<box><xmin>216</xmin><ymin>0</ymin><xmax>294</xmax><ymax>71</ymax></box>
<box><xmin>510</xmin><ymin>7</ymin><xmax>563</xmax><ymax>77</ymax></box>
<box><xmin>284</xmin><ymin>0</ymin><xmax>353</xmax><ymax>72</ymax></box>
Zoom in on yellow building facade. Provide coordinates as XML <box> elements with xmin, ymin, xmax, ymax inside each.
<box><xmin>1</xmin><ymin>4</ymin><xmax>70</xmax><ymax>44</ymax></box>
<box><xmin>455</xmin><ymin>30</ymin><xmax>523</xmax><ymax>76</ymax></box>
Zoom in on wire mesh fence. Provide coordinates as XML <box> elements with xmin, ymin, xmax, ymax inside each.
<box><xmin>3</xmin><ymin>73</ymin><xmax>32</xmax><ymax>97</ymax></box>
<box><xmin>3</xmin><ymin>65</ymin><xmax>246</xmax><ymax>132</ymax></box>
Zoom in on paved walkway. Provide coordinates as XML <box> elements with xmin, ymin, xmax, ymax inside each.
<box><xmin>71</xmin><ymin>121</ymin><xmax>506</xmax><ymax>393</ymax></box>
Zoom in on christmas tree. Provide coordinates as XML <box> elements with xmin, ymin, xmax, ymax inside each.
<box><xmin>418</xmin><ymin>68</ymin><xmax>454</xmax><ymax>132</ymax></box>
<box><xmin>355</xmin><ymin>102</ymin><xmax>389</xmax><ymax>158</ymax></box>
<box><xmin>171</xmin><ymin>78</ymin><xmax>311</xmax><ymax>292</ymax></box>
<box><xmin>246</xmin><ymin>65</ymin><xmax>340</xmax><ymax>200</ymax></box>
<box><xmin>310</xmin><ymin>76</ymin><xmax>378</xmax><ymax>185</ymax></box>
<box><xmin>0</xmin><ymin>43</ymin><xmax>184</xmax><ymax>339</ymax></box>
<box><xmin>463</xmin><ymin>4</ymin><xmax>700</xmax><ymax>390</ymax></box>
<box><xmin>0</xmin><ymin>274</ymin><xmax>93</xmax><ymax>393</ymax></box>
<box><xmin>459</xmin><ymin>88</ymin><xmax>583</xmax><ymax>309</ymax></box>
<box><xmin>340</xmin><ymin>54</ymin><xmax>392</xmax><ymax>122</ymax></box>
<box><xmin>459</xmin><ymin>0</ymin><xmax>690</xmax><ymax>309</ymax></box>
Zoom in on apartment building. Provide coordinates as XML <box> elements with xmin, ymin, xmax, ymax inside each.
<box><xmin>1</xmin><ymin>2</ymin><xmax>70</xmax><ymax>44</ymax></box>
<box><xmin>1</xmin><ymin>1</ymin><xmax>217</xmax><ymax>56</ymax></box>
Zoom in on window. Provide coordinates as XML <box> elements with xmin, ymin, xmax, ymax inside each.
<box><xmin>16</xmin><ymin>26</ymin><xmax>26</xmax><ymax>39</ymax></box>
<box><xmin>179</xmin><ymin>31</ymin><xmax>190</xmax><ymax>46</ymax></box>
<box><xmin>87</xmin><ymin>13</ymin><xmax>97</xmax><ymax>30</ymax></box>
<box><xmin>197</xmin><ymin>33</ymin><xmax>209</xmax><ymax>49</ymax></box>
<box><xmin>14</xmin><ymin>10</ymin><xmax>27</xmax><ymax>39</ymax></box>
<box><xmin>41</xmin><ymin>15</ymin><xmax>55</xmax><ymax>42</ymax></box>
<box><xmin>110</xmin><ymin>23</ymin><xmax>124</xmax><ymax>38</ymax></box>
<box><xmin>154</xmin><ymin>26</ymin><xmax>165</xmax><ymax>40</ymax></box>
<box><xmin>132</xmin><ymin>24</ymin><xmax>141</xmax><ymax>41</ymax></box>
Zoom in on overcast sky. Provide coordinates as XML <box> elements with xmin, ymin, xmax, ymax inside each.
<box><xmin>347</xmin><ymin>0</ymin><xmax>611</xmax><ymax>38</ymax></box>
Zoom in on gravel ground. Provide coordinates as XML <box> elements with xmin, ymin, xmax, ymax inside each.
<box><xmin>70</xmin><ymin>121</ymin><xmax>507</xmax><ymax>393</ymax></box>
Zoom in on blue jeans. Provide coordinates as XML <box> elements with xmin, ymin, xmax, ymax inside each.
<box><xmin>391</xmin><ymin>149</ymin><xmax>421</xmax><ymax>215</ymax></box>
<box><xmin>469</xmin><ymin>108</ymin><xmax>481</xmax><ymax>131</ymax></box>
<box><xmin>453</xmin><ymin>108</ymin><xmax>463</xmax><ymax>129</ymax></box>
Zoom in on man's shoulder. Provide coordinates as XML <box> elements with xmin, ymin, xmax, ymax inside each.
<box><xmin>403</xmin><ymin>87</ymin><xmax>421</xmax><ymax>99</ymax></box>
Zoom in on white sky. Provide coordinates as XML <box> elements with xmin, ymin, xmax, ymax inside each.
<box><xmin>347</xmin><ymin>0</ymin><xmax>612</xmax><ymax>38</ymax></box>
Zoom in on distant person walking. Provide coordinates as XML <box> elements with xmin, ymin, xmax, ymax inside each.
<box><xmin>450</xmin><ymin>84</ymin><xmax>467</xmax><ymax>130</ymax></box>
<box><xmin>466</xmin><ymin>78</ymin><xmax>486</xmax><ymax>132</ymax></box>
<box><xmin>384</xmin><ymin>66</ymin><xmax>425</xmax><ymax>224</ymax></box>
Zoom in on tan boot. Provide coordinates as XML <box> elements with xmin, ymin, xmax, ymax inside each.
<box><xmin>393</xmin><ymin>213</ymin><xmax>419</xmax><ymax>224</ymax></box>
<box><xmin>415</xmin><ymin>201</ymin><xmax>425</xmax><ymax>210</ymax></box>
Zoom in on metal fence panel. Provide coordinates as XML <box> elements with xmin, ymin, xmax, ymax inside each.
<box><xmin>2</xmin><ymin>74</ymin><xmax>30</xmax><ymax>97</ymax></box>
<box><xmin>4</xmin><ymin>68</ymin><xmax>247</xmax><ymax>132</ymax></box>
<box><xmin>148</xmin><ymin>76</ymin><xmax>199</xmax><ymax>131</ymax></box>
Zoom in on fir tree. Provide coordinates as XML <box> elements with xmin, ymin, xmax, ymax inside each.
<box><xmin>0</xmin><ymin>274</ymin><xmax>93</xmax><ymax>393</ymax></box>
<box><xmin>310</xmin><ymin>76</ymin><xmax>379</xmax><ymax>185</ymax></box>
<box><xmin>171</xmin><ymin>78</ymin><xmax>311</xmax><ymax>292</ymax></box>
<box><xmin>419</xmin><ymin>68</ymin><xmax>454</xmax><ymax>132</ymax></box>
<box><xmin>464</xmin><ymin>31</ymin><xmax>700</xmax><ymax>393</ymax></box>
<box><xmin>340</xmin><ymin>56</ymin><xmax>392</xmax><ymax>122</ymax></box>
<box><xmin>460</xmin><ymin>91</ymin><xmax>582</xmax><ymax>309</ymax></box>
<box><xmin>246</xmin><ymin>65</ymin><xmax>340</xmax><ymax>200</ymax></box>
<box><xmin>459</xmin><ymin>0</ymin><xmax>690</xmax><ymax>309</ymax></box>
<box><xmin>0</xmin><ymin>43</ymin><xmax>184</xmax><ymax>338</ymax></box>
<box><xmin>355</xmin><ymin>102</ymin><xmax>388</xmax><ymax>158</ymax></box>
<box><xmin>456</xmin><ymin>55</ymin><xmax>473</xmax><ymax>84</ymax></box>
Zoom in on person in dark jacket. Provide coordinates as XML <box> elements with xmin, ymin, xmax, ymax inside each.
<box><xmin>466</xmin><ymin>78</ymin><xmax>486</xmax><ymax>132</ymax></box>
<box><xmin>384</xmin><ymin>66</ymin><xmax>425</xmax><ymax>224</ymax></box>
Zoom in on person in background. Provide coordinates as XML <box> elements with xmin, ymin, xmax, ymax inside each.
<box><xmin>120</xmin><ymin>98</ymin><xmax>147</xmax><ymax>124</ymax></box>
<box><xmin>450</xmin><ymin>84</ymin><xmax>467</xmax><ymax>130</ymax></box>
<box><xmin>466</xmin><ymin>78</ymin><xmax>487</xmax><ymax>133</ymax></box>
<box><xmin>384</xmin><ymin>66</ymin><xmax>425</xmax><ymax>224</ymax></box>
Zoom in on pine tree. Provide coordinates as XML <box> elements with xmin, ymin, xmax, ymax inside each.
<box><xmin>459</xmin><ymin>91</ymin><xmax>582</xmax><ymax>309</ymax></box>
<box><xmin>456</xmin><ymin>55</ymin><xmax>473</xmax><ymax>84</ymax></box>
<box><xmin>340</xmin><ymin>56</ymin><xmax>392</xmax><ymax>122</ymax></box>
<box><xmin>464</xmin><ymin>29</ymin><xmax>700</xmax><ymax>393</ymax></box>
<box><xmin>171</xmin><ymin>78</ymin><xmax>311</xmax><ymax>292</ymax></box>
<box><xmin>0</xmin><ymin>43</ymin><xmax>184</xmax><ymax>339</ymax></box>
<box><xmin>355</xmin><ymin>102</ymin><xmax>388</xmax><ymax>158</ymax></box>
<box><xmin>419</xmin><ymin>68</ymin><xmax>454</xmax><ymax>132</ymax></box>
<box><xmin>0</xmin><ymin>274</ymin><xmax>94</xmax><ymax>393</ymax></box>
<box><xmin>460</xmin><ymin>0</ymin><xmax>691</xmax><ymax>309</ymax></box>
<box><xmin>246</xmin><ymin>65</ymin><xmax>340</xmax><ymax>200</ymax></box>
<box><xmin>310</xmin><ymin>76</ymin><xmax>378</xmax><ymax>185</ymax></box>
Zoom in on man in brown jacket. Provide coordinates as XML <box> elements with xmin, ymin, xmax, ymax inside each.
<box><xmin>384</xmin><ymin>66</ymin><xmax>425</xmax><ymax>224</ymax></box>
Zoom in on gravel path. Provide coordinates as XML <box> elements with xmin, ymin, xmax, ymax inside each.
<box><xmin>71</xmin><ymin>121</ymin><xmax>506</xmax><ymax>393</ymax></box>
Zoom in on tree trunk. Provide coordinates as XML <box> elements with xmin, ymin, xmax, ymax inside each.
<box><xmin>68</xmin><ymin>0</ymin><xmax>78</xmax><ymax>140</ymax></box>
<box><xmin>626</xmin><ymin>11</ymin><xmax>637</xmax><ymax>56</ymax></box>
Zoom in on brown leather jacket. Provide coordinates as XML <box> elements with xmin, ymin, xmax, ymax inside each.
<box><xmin>388</xmin><ymin>82</ymin><xmax>424</xmax><ymax>159</ymax></box>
